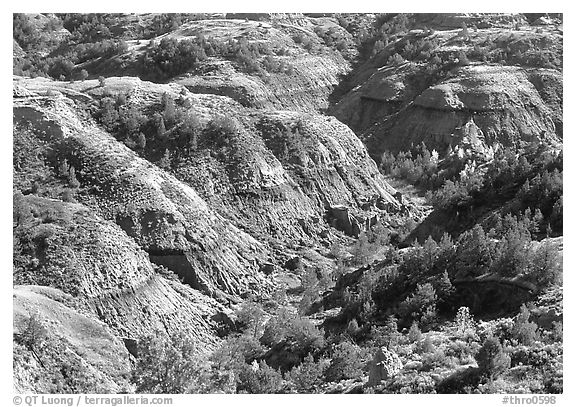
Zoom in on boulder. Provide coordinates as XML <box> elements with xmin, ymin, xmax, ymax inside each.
<box><xmin>328</xmin><ymin>205</ymin><xmax>362</xmax><ymax>237</ymax></box>
<box><xmin>260</xmin><ymin>262</ymin><xmax>277</xmax><ymax>275</ymax></box>
<box><xmin>284</xmin><ymin>256</ymin><xmax>303</xmax><ymax>271</ymax></box>
<box><xmin>367</xmin><ymin>347</ymin><xmax>403</xmax><ymax>387</ymax></box>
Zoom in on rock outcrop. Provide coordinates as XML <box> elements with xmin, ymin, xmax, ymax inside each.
<box><xmin>176</xmin><ymin>53</ymin><xmax>349</xmax><ymax>113</ymax></box>
<box><xmin>13</xmin><ymin>285</ymin><xmax>132</xmax><ymax>393</ymax></box>
<box><xmin>331</xmin><ymin>22</ymin><xmax>562</xmax><ymax>159</ymax></box>
<box><xmin>365</xmin><ymin>65</ymin><xmax>559</xmax><ymax>156</ymax></box>
<box><xmin>85</xmin><ymin>16</ymin><xmax>352</xmax><ymax>113</ymax></box>
<box><xmin>13</xmin><ymin>88</ymin><xmax>271</xmax><ymax>302</ymax></box>
<box><xmin>367</xmin><ymin>347</ymin><xmax>403</xmax><ymax>387</ymax></box>
<box><xmin>14</xmin><ymin>76</ymin><xmax>402</xmax><ymax>252</ymax></box>
<box><xmin>13</xmin><ymin>195</ymin><xmax>231</xmax><ymax>348</ymax></box>
<box><xmin>168</xmin><ymin>17</ymin><xmax>352</xmax><ymax>112</ymax></box>
<box><xmin>413</xmin><ymin>13</ymin><xmax>528</xmax><ymax>30</ymax></box>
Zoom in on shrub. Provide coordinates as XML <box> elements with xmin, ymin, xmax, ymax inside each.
<box><xmin>352</xmin><ymin>231</ymin><xmax>372</xmax><ymax>265</ymax></box>
<box><xmin>206</xmin><ymin>116</ymin><xmax>240</xmax><ymax>146</ymax></box>
<box><xmin>131</xmin><ymin>330</ymin><xmax>198</xmax><ymax>393</ymax></box>
<box><xmin>179</xmin><ymin>112</ymin><xmax>202</xmax><ymax>150</ymax></box>
<box><xmin>383</xmin><ymin>316</ymin><xmax>402</xmax><ymax>349</ymax></box>
<box><xmin>137</xmin><ymin>133</ymin><xmax>147</xmax><ymax>150</ymax></box>
<box><xmin>62</xmin><ymin>189</ymin><xmax>75</xmax><ymax>203</ymax></box>
<box><xmin>387</xmin><ymin>53</ymin><xmax>405</xmax><ymax>65</ymax></box>
<box><xmin>142</xmin><ymin>37</ymin><xmax>208</xmax><ymax>81</ymax></box>
<box><xmin>13</xmin><ymin>191</ymin><xmax>33</xmax><ymax>227</ymax></box>
<box><xmin>445</xmin><ymin>339</ymin><xmax>473</xmax><ymax>361</ymax></box>
<box><xmin>325</xmin><ymin>341</ymin><xmax>364</xmax><ymax>382</ymax></box>
<box><xmin>457</xmin><ymin>51</ymin><xmax>470</xmax><ymax>66</ymax></box>
<box><xmin>285</xmin><ymin>353</ymin><xmax>326</xmax><ymax>392</ymax></box>
<box><xmin>236</xmin><ymin>300</ymin><xmax>266</xmax><ymax>338</ymax></box>
<box><xmin>157</xmin><ymin>149</ymin><xmax>171</xmax><ymax>170</ymax></box>
<box><xmin>16</xmin><ymin>311</ymin><xmax>48</xmax><ymax>354</ymax></box>
<box><xmin>512</xmin><ymin>305</ymin><xmax>539</xmax><ymax>345</ymax></box>
<box><xmin>408</xmin><ymin>321</ymin><xmax>422</xmax><ymax>342</ymax></box>
<box><xmin>211</xmin><ymin>334</ymin><xmax>266</xmax><ymax>369</ymax></box>
<box><xmin>397</xmin><ymin>283</ymin><xmax>437</xmax><ymax>323</ymax></box>
<box><xmin>346</xmin><ymin>319</ymin><xmax>360</xmax><ymax>336</ymax></box>
<box><xmin>68</xmin><ymin>166</ymin><xmax>80</xmax><ymax>188</ymax></box>
<box><xmin>416</xmin><ymin>336</ymin><xmax>435</xmax><ymax>354</ymax></box>
<box><xmin>421</xmin><ymin>348</ymin><xmax>450</xmax><ymax>370</ymax></box>
<box><xmin>261</xmin><ymin>308</ymin><xmax>325</xmax><ymax>356</ymax></box>
<box><xmin>475</xmin><ymin>337</ymin><xmax>510</xmax><ymax>379</ymax></box>
<box><xmin>236</xmin><ymin>360</ymin><xmax>283</xmax><ymax>394</ymax></box>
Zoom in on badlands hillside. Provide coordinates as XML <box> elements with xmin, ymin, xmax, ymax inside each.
<box><xmin>13</xmin><ymin>13</ymin><xmax>562</xmax><ymax>394</ymax></box>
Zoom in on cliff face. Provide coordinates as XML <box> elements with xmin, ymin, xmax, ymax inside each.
<box><xmin>13</xmin><ymin>72</ymin><xmax>402</xmax><ymax>341</ymax></box>
<box><xmin>81</xmin><ymin>15</ymin><xmax>353</xmax><ymax>113</ymax></box>
<box><xmin>173</xmin><ymin>105</ymin><xmax>401</xmax><ymax>245</ymax></box>
<box><xmin>13</xmin><ymin>91</ymin><xmax>270</xmax><ymax>302</ymax></box>
<box><xmin>331</xmin><ymin>20</ymin><xmax>563</xmax><ymax>158</ymax></box>
<box><xmin>12</xmin><ymin>13</ymin><xmax>563</xmax><ymax>394</ymax></box>
<box><xmin>365</xmin><ymin>65</ymin><xmax>560</xmax><ymax>156</ymax></box>
<box><xmin>13</xmin><ymin>72</ymin><xmax>406</xmax><ymax>391</ymax></box>
<box><xmin>15</xmin><ymin>75</ymin><xmax>403</xmax><ymax>247</ymax></box>
<box><xmin>13</xmin><ymin>285</ymin><xmax>132</xmax><ymax>393</ymax></box>
<box><xmin>13</xmin><ymin>195</ymin><xmax>230</xmax><ymax>349</ymax></box>
<box><xmin>170</xmin><ymin>18</ymin><xmax>352</xmax><ymax>112</ymax></box>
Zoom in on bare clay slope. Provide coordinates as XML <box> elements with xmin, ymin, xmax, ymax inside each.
<box><xmin>16</xmin><ymin>75</ymin><xmax>404</xmax><ymax>250</ymax></box>
<box><xmin>13</xmin><ymin>88</ymin><xmax>271</xmax><ymax>302</ymax></box>
<box><xmin>13</xmin><ymin>285</ymin><xmax>132</xmax><ymax>393</ymax></box>
<box><xmin>93</xmin><ymin>15</ymin><xmax>353</xmax><ymax>112</ymax></box>
<box><xmin>13</xmin><ymin>195</ymin><xmax>229</xmax><ymax>346</ymax></box>
<box><xmin>331</xmin><ymin>17</ymin><xmax>562</xmax><ymax>157</ymax></box>
<box><xmin>366</xmin><ymin>65</ymin><xmax>560</xmax><ymax>156</ymax></box>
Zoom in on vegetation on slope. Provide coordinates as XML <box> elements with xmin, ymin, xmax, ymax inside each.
<box><xmin>13</xmin><ymin>13</ymin><xmax>563</xmax><ymax>394</ymax></box>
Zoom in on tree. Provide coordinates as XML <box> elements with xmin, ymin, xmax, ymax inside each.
<box><xmin>285</xmin><ymin>353</ymin><xmax>326</xmax><ymax>392</ymax></box>
<box><xmin>79</xmin><ymin>69</ymin><xmax>89</xmax><ymax>81</ymax></box>
<box><xmin>132</xmin><ymin>330</ymin><xmax>198</xmax><ymax>393</ymax></box>
<box><xmin>157</xmin><ymin>117</ymin><xmax>167</xmax><ymax>139</ymax></box>
<box><xmin>512</xmin><ymin>305</ymin><xmax>538</xmax><ymax>345</ymax></box>
<box><xmin>408</xmin><ymin>321</ymin><xmax>423</xmax><ymax>342</ymax></box>
<box><xmin>475</xmin><ymin>337</ymin><xmax>510</xmax><ymax>379</ymax></box>
<box><xmin>68</xmin><ymin>166</ymin><xmax>80</xmax><ymax>188</ymax></box>
<box><xmin>387</xmin><ymin>53</ymin><xmax>405</xmax><ymax>65</ymax></box>
<box><xmin>17</xmin><ymin>311</ymin><xmax>48</xmax><ymax>355</ymax></box>
<box><xmin>158</xmin><ymin>149</ymin><xmax>171</xmax><ymax>170</ymax></box>
<box><xmin>236</xmin><ymin>300</ymin><xmax>266</xmax><ymax>338</ymax></box>
<box><xmin>98</xmin><ymin>76</ymin><xmax>106</xmax><ymax>87</ymax></box>
<box><xmin>398</xmin><ymin>283</ymin><xmax>437</xmax><ymax>322</ymax></box>
<box><xmin>161</xmin><ymin>93</ymin><xmax>176</xmax><ymax>126</ymax></box>
<box><xmin>325</xmin><ymin>341</ymin><xmax>364</xmax><ymax>382</ymax></box>
<box><xmin>456</xmin><ymin>306</ymin><xmax>474</xmax><ymax>334</ymax></box>
<box><xmin>137</xmin><ymin>133</ymin><xmax>147</xmax><ymax>150</ymax></box>
<box><xmin>453</xmin><ymin>225</ymin><xmax>495</xmax><ymax>279</ymax></box>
